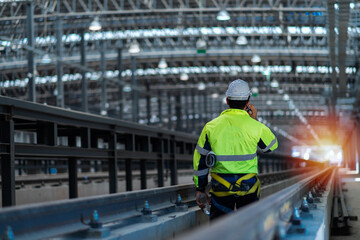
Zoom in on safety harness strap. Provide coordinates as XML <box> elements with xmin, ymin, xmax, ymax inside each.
<box><xmin>210</xmin><ymin>180</ymin><xmax>260</xmax><ymax>197</ymax></box>
<box><xmin>210</xmin><ymin>173</ymin><xmax>260</xmax><ymax>198</ymax></box>
<box><xmin>193</xmin><ymin>168</ymin><xmax>209</xmax><ymax>177</ymax></box>
<box><xmin>196</xmin><ymin>144</ymin><xmax>210</xmax><ymax>156</ymax></box>
<box><xmin>211</xmin><ymin>172</ymin><xmax>256</xmax><ymax>190</ymax></box>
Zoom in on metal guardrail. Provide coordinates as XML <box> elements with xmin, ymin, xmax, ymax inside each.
<box><xmin>331</xmin><ymin>169</ymin><xmax>358</xmax><ymax>235</ymax></box>
<box><xmin>0</xmin><ymin>96</ymin><xmax>322</xmax><ymax>207</ymax></box>
<box><xmin>179</xmin><ymin>166</ymin><xmax>335</xmax><ymax>240</ymax></box>
<box><xmin>0</xmin><ymin>167</ymin><xmax>323</xmax><ymax>240</ymax></box>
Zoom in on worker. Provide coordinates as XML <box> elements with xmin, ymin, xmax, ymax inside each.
<box><xmin>193</xmin><ymin>79</ymin><xmax>278</xmax><ymax>220</ymax></box>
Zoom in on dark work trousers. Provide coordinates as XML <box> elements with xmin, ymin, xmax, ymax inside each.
<box><xmin>209</xmin><ymin>177</ymin><xmax>260</xmax><ymax>221</ymax></box>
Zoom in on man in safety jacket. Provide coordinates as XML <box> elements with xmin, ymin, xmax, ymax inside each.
<box><xmin>193</xmin><ymin>79</ymin><xmax>278</xmax><ymax>220</ymax></box>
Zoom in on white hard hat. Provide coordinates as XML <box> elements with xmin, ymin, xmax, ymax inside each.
<box><xmin>225</xmin><ymin>79</ymin><xmax>251</xmax><ymax>100</ymax></box>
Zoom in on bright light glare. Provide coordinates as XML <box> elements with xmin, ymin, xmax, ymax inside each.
<box><xmin>292</xmin><ymin>145</ymin><xmax>343</xmax><ymax>165</ymax></box>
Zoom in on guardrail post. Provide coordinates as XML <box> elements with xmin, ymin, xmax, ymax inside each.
<box><xmin>170</xmin><ymin>138</ymin><xmax>178</xmax><ymax>185</ymax></box>
<box><xmin>156</xmin><ymin>137</ymin><xmax>165</xmax><ymax>187</ymax></box>
<box><xmin>80</xmin><ymin>128</ymin><xmax>91</xmax><ymax>148</ymax></box>
<box><xmin>36</xmin><ymin>122</ymin><xmax>57</xmax><ymax>146</ymax></box>
<box><xmin>68</xmin><ymin>136</ymin><xmax>78</xmax><ymax>198</ymax></box>
<box><xmin>68</xmin><ymin>157</ymin><xmax>78</xmax><ymax>198</ymax></box>
<box><xmin>0</xmin><ymin>116</ymin><xmax>16</xmax><ymax>206</ymax></box>
<box><xmin>109</xmin><ymin>132</ymin><xmax>118</xmax><ymax>193</ymax></box>
<box><xmin>37</xmin><ymin>122</ymin><xmax>57</xmax><ymax>174</ymax></box>
<box><xmin>140</xmin><ymin>137</ymin><xmax>149</xmax><ymax>189</ymax></box>
<box><xmin>125</xmin><ymin>134</ymin><xmax>134</xmax><ymax>191</ymax></box>
<box><xmin>266</xmin><ymin>159</ymin><xmax>270</xmax><ymax>173</ymax></box>
<box><xmin>258</xmin><ymin>156</ymin><xmax>263</xmax><ymax>173</ymax></box>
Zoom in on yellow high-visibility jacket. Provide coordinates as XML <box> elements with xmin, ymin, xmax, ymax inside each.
<box><xmin>193</xmin><ymin>108</ymin><xmax>278</xmax><ymax>190</ymax></box>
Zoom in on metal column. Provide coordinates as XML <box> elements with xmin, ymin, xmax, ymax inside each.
<box><xmin>338</xmin><ymin>1</ymin><xmax>350</xmax><ymax>97</ymax></box>
<box><xmin>198</xmin><ymin>94</ymin><xmax>203</xmax><ymax>129</ymax></box>
<box><xmin>175</xmin><ymin>94</ymin><xmax>182</xmax><ymax>131</ymax></box>
<box><xmin>327</xmin><ymin>0</ymin><xmax>337</xmax><ymax>112</ymax></box>
<box><xmin>26</xmin><ymin>2</ymin><xmax>35</xmax><ymax>102</ymax></box>
<box><xmin>158</xmin><ymin>90</ymin><xmax>162</xmax><ymax>125</ymax></box>
<box><xmin>203</xmin><ymin>93</ymin><xmax>208</xmax><ymax>123</ymax></box>
<box><xmin>131</xmin><ymin>56</ymin><xmax>138</xmax><ymax>123</ymax></box>
<box><xmin>191</xmin><ymin>90</ymin><xmax>196</xmax><ymax>131</ymax></box>
<box><xmin>185</xmin><ymin>91</ymin><xmax>189</xmax><ymax>131</ymax></box>
<box><xmin>56</xmin><ymin>3</ymin><xmax>64</xmax><ymax>108</ymax></box>
<box><xmin>80</xmin><ymin>29</ymin><xmax>88</xmax><ymax>112</ymax></box>
<box><xmin>167</xmin><ymin>92</ymin><xmax>172</xmax><ymax>129</ymax></box>
<box><xmin>1</xmin><ymin>117</ymin><xmax>15</xmax><ymax>206</ymax></box>
<box><xmin>100</xmin><ymin>41</ymin><xmax>107</xmax><ymax>115</ymax></box>
<box><xmin>146</xmin><ymin>80</ymin><xmax>151</xmax><ymax>125</ymax></box>
<box><xmin>55</xmin><ymin>2</ymin><xmax>64</xmax><ymax>107</ymax></box>
<box><xmin>117</xmin><ymin>48</ymin><xmax>123</xmax><ymax>119</ymax></box>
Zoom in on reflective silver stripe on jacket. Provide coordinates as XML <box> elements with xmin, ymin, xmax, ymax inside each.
<box><xmin>196</xmin><ymin>144</ymin><xmax>210</xmax><ymax>156</ymax></box>
<box><xmin>193</xmin><ymin>168</ymin><xmax>209</xmax><ymax>176</ymax></box>
<box><xmin>216</xmin><ymin>153</ymin><xmax>257</xmax><ymax>161</ymax></box>
<box><xmin>262</xmin><ymin>137</ymin><xmax>277</xmax><ymax>152</ymax></box>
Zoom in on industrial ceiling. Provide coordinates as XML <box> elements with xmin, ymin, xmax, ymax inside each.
<box><xmin>0</xmin><ymin>0</ymin><xmax>359</xmax><ymax>152</ymax></box>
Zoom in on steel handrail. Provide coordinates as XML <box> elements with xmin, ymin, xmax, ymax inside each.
<box><xmin>178</xmin><ymin>166</ymin><xmax>334</xmax><ymax>240</ymax></box>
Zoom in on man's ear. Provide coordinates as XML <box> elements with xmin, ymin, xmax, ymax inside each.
<box><xmin>226</xmin><ymin>97</ymin><xmax>229</xmax><ymax>106</ymax></box>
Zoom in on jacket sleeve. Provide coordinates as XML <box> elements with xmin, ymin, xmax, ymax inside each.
<box><xmin>193</xmin><ymin>125</ymin><xmax>211</xmax><ymax>191</ymax></box>
<box><xmin>258</xmin><ymin>124</ymin><xmax>278</xmax><ymax>153</ymax></box>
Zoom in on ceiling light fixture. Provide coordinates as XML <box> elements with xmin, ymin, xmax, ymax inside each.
<box><xmin>283</xmin><ymin>94</ymin><xmax>290</xmax><ymax>101</ymax></box>
<box><xmin>128</xmin><ymin>40</ymin><xmax>141</xmax><ymax>54</ymax></box>
<box><xmin>89</xmin><ymin>16</ymin><xmax>102</xmax><ymax>31</ymax></box>
<box><xmin>180</xmin><ymin>72</ymin><xmax>189</xmax><ymax>81</ymax></box>
<box><xmin>270</xmin><ymin>79</ymin><xmax>279</xmax><ymax>88</ymax></box>
<box><xmin>196</xmin><ymin>38</ymin><xmax>207</xmax><ymax>54</ymax></box>
<box><xmin>251</xmin><ymin>54</ymin><xmax>261</xmax><ymax>63</ymax></box>
<box><xmin>41</xmin><ymin>53</ymin><xmax>52</xmax><ymax>64</ymax></box>
<box><xmin>158</xmin><ymin>58</ymin><xmax>168</xmax><ymax>68</ymax></box>
<box><xmin>197</xmin><ymin>82</ymin><xmax>206</xmax><ymax>90</ymax></box>
<box><xmin>251</xmin><ymin>87</ymin><xmax>259</xmax><ymax>97</ymax></box>
<box><xmin>217</xmin><ymin>9</ymin><xmax>231</xmax><ymax>21</ymax></box>
<box><xmin>123</xmin><ymin>84</ymin><xmax>132</xmax><ymax>92</ymax></box>
<box><xmin>236</xmin><ymin>36</ymin><xmax>248</xmax><ymax>45</ymax></box>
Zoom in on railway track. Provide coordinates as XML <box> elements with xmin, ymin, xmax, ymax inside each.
<box><xmin>0</xmin><ymin>166</ymin><xmax>333</xmax><ymax>240</ymax></box>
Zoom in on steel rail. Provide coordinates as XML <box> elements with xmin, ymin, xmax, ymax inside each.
<box><xmin>0</xmin><ymin>166</ymin><xmax>324</xmax><ymax>240</ymax></box>
<box><xmin>178</xmin><ymin>166</ymin><xmax>334</xmax><ymax>240</ymax></box>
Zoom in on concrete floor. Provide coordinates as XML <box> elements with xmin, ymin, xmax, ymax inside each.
<box><xmin>331</xmin><ymin>177</ymin><xmax>360</xmax><ymax>240</ymax></box>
